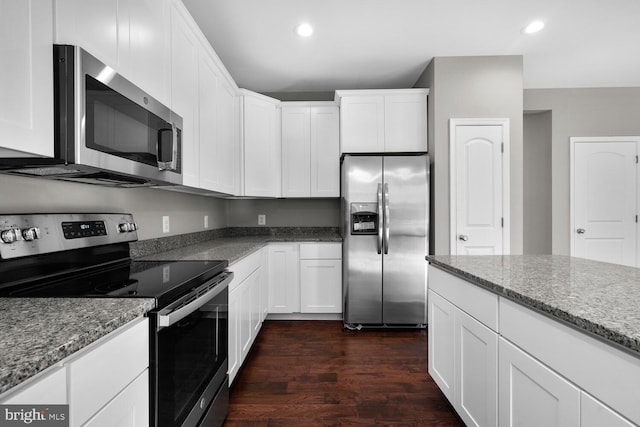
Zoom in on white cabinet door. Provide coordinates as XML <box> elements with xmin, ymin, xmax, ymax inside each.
<box><xmin>228</xmin><ymin>285</ymin><xmax>240</xmax><ymax>384</ymax></box>
<box><xmin>384</xmin><ymin>93</ymin><xmax>427</xmax><ymax>152</ymax></box>
<box><xmin>581</xmin><ymin>392</ymin><xmax>635</xmax><ymax>427</ymax></box>
<box><xmin>216</xmin><ymin>79</ymin><xmax>240</xmax><ymax>195</ymax></box>
<box><xmin>428</xmin><ymin>289</ymin><xmax>455</xmax><ymax>403</ymax></box>
<box><xmin>122</xmin><ymin>0</ymin><xmax>170</xmax><ymax>105</ymax></box>
<box><xmin>239</xmin><ymin>275</ymin><xmax>252</xmax><ymax>361</ymax></box>
<box><xmin>250</xmin><ymin>267</ymin><xmax>262</xmax><ymax>338</ymax></box>
<box><xmin>499</xmin><ymin>338</ymin><xmax>580</xmax><ymax>427</ymax></box>
<box><xmin>170</xmin><ymin>1</ymin><xmax>199</xmax><ymax>187</ymax></box>
<box><xmin>198</xmin><ymin>47</ymin><xmax>220</xmax><ymax>191</ymax></box>
<box><xmin>339</xmin><ymin>95</ymin><xmax>384</xmax><ymax>153</ymax></box>
<box><xmin>84</xmin><ymin>369</ymin><xmax>149</xmax><ymax>427</ymax></box>
<box><xmin>455</xmin><ymin>309</ymin><xmax>497</xmax><ymax>427</ymax></box>
<box><xmin>260</xmin><ymin>248</ymin><xmax>269</xmax><ymax>321</ymax></box>
<box><xmin>67</xmin><ymin>318</ymin><xmax>148</xmax><ymax>426</ymax></box>
<box><xmin>300</xmin><ymin>259</ymin><xmax>342</xmax><ymax>313</ymax></box>
<box><xmin>54</xmin><ymin>0</ymin><xmax>120</xmax><ymax>68</ymax></box>
<box><xmin>1</xmin><ymin>366</ymin><xmax>66</xmax><ymax>404</ymax></box>
<box><xmin>0</xmin><ymin>0</ymin><xmax>54</xmax><ymax>157</ymax></box>
<box><xmin>243</xmin><ymin>94</ymin><xmax>281</xmax><ymax>197</ymax></box>
<box><xmin>268</xmin><ymin>244</ymin><xmax>300</xmax><ymax>313</ymax></box>
<box><xmin>281</xmin><ymin>106</ymin><xmax>311</xmax><ymax>197</ymax></box>
<box><xmin>310</xmin><ymin>106</ymin><xmax>340</xmax><ymax>197</ymax></box>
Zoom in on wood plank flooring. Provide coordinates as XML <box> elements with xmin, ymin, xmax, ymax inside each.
<box><xmin>223</xmin><ymin>320</ymin><xmax>464</xmax><ymax>426</ymax></box>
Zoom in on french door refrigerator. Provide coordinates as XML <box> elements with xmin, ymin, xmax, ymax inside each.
<box><xmin>341</xmin><ymin>153</ymin><xmax>429</xmax><ymax>328</ymax></box>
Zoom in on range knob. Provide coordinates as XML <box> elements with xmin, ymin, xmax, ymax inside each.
<box><xmin>1</xmin><ymin>228</ymin><xmax>23</xmax><ymax>244</ymax></box>
<box><xmin>118</xmin><ymin>222</ymin><xmax>138</xmax><ymax>233</ymax></box>
<box><xmin>21</xmin><ymin>227</ymin><xmax>41</xmax><ymax>241</ymax></box>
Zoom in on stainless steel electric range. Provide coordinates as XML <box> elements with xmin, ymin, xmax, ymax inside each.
<box><xmin>0</xmin><ymin>213</ymin><xmax>231</xmax><ymax>427</ymax></box>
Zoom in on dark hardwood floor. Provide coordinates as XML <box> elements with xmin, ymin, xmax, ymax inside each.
<box><xmin>223</xmin><ymin>320</ymin><xmax>464</xmax><ymax>426</ymax></box>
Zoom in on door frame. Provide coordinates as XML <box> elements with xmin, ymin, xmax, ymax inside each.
<box><xmin>569</xmin><ymin>136</ymin><xmax>640</xmax><ymax>258</ymax></box>
<box><xmin>449</xmin><ymin>118</ymin><xmax>511</xmax><ymax>255</ymax></box>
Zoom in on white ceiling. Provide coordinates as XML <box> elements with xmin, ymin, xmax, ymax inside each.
<box><xmin>182</xmin><ymin>0</ymin><xmax>640</xmax><ymax>93</ymax></box>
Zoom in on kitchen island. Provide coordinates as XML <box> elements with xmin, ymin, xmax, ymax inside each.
<box><xmin>427</xmin><ymin>255</ymin><xmax>640</xmax><ymax>427</ymax></box>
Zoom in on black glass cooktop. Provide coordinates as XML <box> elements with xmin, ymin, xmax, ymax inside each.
<box><xmin>0</xmin><ymin>258</ymin><xmax>228</xmax><ymax>309</ymax></box>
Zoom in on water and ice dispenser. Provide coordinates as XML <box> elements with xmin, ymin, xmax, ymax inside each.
<box><xmin>350</xmin><ymin>202</ymin><xmax>378</xmax><ymax>235</ymax></box>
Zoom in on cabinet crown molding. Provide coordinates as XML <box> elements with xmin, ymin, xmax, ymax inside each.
<box><xmin>334</xmin><ymin>88</ymin><xmax>429</xmax><ymax>104</ymax></box>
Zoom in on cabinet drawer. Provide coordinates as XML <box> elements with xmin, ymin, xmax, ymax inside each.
<box><xmin>228</xmin><ymin>247</ymin><xmax>263</xmax><ymax>291</ymax></box>
<box><xmin>67</xmin><ymin>318</ymin><xmax>149</xmax><ymax>426</ymax></box>
<box><xmin>299</xmin><ymin>243</ymin><xmax>342</xmax><ymax>259</ymax></box>
<box><xmin>428</xmin><ymin>266</ymin><xmax>498</xmax><ymax>331</ymax></box>
<box><xmin>500</xmin><ymin>298</ymin><xmax>640</xmax><ymax>425</ymax></box>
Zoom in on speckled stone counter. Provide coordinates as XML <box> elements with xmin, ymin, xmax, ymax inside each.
<box><xmin>137</xmin><ymin>231</ymin><xmax>342</xmax><ymax>264</ymax></box>
<box><xmin>427</xmin><ymin>255</ymin><xmax>640</xmax><ymax>355</ymax></box>
<box><xmin>0</xmin><ymin>298</ymin><xmax>155</xmax><ymax>395</ymax></box>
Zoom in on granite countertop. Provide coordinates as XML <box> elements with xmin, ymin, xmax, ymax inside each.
<box><xmin>427</xmin><ymin>255</ymin><xmax>640</xmax><ymax>355</ymax></box>
<box><xmin>138</xmin><ymin>232</ymin><xmax>342</xmax><ymax>264</ymax></box>
<box><xmin>0</xmin><ymin>298</ymin><xmax>155</xmax><ymax>395</ymax></box>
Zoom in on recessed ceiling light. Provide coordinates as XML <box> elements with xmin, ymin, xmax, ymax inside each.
<box><xmin>295</xmin><ymin>23</ymin><xmax>313</xmax><ymax>37</ymax></box>
<box><xmin>522</xmin><ymin>20</ymin><xmax>545</xmax><ymax>34</ymax></box>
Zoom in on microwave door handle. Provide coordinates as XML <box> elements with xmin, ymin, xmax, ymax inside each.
<box><xmin>156</xmin><ymin>124</ymin><xmax>177</xmax><ymax>171</ymax></box>
<box><xmin>170</xmin><ymin>122</ymin><xmax>178</xmax><ymax>170</ymax></box>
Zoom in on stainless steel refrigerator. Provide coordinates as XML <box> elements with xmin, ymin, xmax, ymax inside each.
<box><xmin>341</xmin><ymin>153</ymin><xmax>429</xmax><ymax>328</ymax></box>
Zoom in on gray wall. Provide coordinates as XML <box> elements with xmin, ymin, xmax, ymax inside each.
<box><xmin>524</xmin><ymin>87</ymin><xmax>640</xmax><ymax>255</ymax></box>
<box><xmin>0</xmin><ymin>174</ymin><xmax>227</xmax><ymax>240</ymax></box>
<box><xmin>523</xmin><ymin>111</ymin><xmax>552</xmax><ymax>254</ymax></box>
<box><xmin>415</xmin><ymin>56</ymin><xmax>524</xmax><ymax>254</ymax></box>
<box><xmin>226</xmin><ymin>198</ymin><xmax>340</xmax><ymax>227</ymax></box>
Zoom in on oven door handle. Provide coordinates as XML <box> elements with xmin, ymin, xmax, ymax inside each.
<box><xmin>156</xmin><ymin>271</ymin><xmax>233</xmax><ymax>331</ymax></box>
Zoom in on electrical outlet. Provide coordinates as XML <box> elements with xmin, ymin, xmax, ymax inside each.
<box><xmin>162</xmin><ymin>266</ymin><xmax>170</xmax><ymax>283</ymax></box>
<box><xmin>204</xmin><ymin>215</ymin><xmax>209</xmax><ymax>229</ymax></box>
<box><xmin>162</xmin><ymin>216</ymin><xmax>170</xmax><ymax>233</ymax></box>
<box><xmin>258</xmin><ymin>214</ymin><xmax>266</xmax><ymax>225</ymax></box>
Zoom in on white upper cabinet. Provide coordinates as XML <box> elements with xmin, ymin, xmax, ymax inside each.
<box><xmin>281</xmin><ymin>102</ymin><xmax>339</xmax><ymax>198</ymax></box>
<box><xmin>170</xmin><ymin>1</ymin><xmax>199</xmax><ymax>187</ymax></box>
<box><xmin>121</xmin><ymin>0</ymin><xmax>171</xmax><ymax>105</ymax></box>
<box><xmin>281</xmin><ymin>105</ymin><xmax>311</xmax><ymax>197</ymax></box>
<box><xmin>0</xmin><ymin>0</ymin><xmax>54</xmax><ymax>157</ymax></box>
<box><xmin>241</xmin><ymin>90</ymin><xmax>281</xmax><ymax>198</ymax></box>
<box><xmin>335</xmin><ymin>89</ymin><xmax>428</xmax><ymax>153</ymax></box>
<box><xmin>197</xmin><ymin>46</ymin><xmax>220</xmax><ymax>192</ymax></box>
<box><xmin>216</xmin><ymin>78</ymin><xmax>241</xmax><ymax>195</ymax></box>
<box><xmin>310</xmin><ymin>106</ymin><xmax>340</xmax><ymax>197</ymax></box>
<box><xmin>54</xmin><ymin>0</ymin><xmax>170</xmax><ymax>105</ymax></box>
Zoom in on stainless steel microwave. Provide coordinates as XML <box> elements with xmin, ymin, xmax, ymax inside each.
<box><xmin>0</xmin><ymin>45</ymin><xmax>182</xmax><ymax>187</ymax></box>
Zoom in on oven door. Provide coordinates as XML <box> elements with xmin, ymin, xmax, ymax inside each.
<box><xmin>150</xmin><ymin>271</ymin><xmax>232</xmax><ymax>427</ymax></box>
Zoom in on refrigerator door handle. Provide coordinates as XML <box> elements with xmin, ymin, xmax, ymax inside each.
<box><xmin>383</xmin><ymin>183</ymin><xmax>390</xmax><ymax>254</ymax></box>
<box><xmin>377</xmin><ymin>183</ymin><xmax>383</xmax><ymax>254</ymax></box>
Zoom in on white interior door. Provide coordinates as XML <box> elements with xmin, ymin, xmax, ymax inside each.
<box><xmin>450</xmin><ymin>119</ymin><xmax>510</xmax><ymax>255</ymax></box>
<box><xmin>571</xmin><ymin>137</ymin><xmax>638</xmax><ymax>267</ymax></box>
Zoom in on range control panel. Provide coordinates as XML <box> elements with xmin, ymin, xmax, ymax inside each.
<box><xmin>0</xmin><ymin>213</ymin><xmax>138</xmax><ymax>259</ymax></box>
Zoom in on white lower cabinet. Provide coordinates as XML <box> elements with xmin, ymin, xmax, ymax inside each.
<box><xmin>299</xmin><ymin>243</ymin><xmax>342</xmax><ymax>314</ymax></box>
<box><xmin>67</xmin><ymin>318</ymin><xmax>149</xmax><ymax>426</ymax></box>
<box><xmin>83</xmin><ymin>369</ymin><xmax>149</xmax><ymax>427</ymax></box>
<box><xmin>228</xmin><ymin>248</ymin><xmax>266</xmax><ymax>384</ymax></box>
<box><xmin>499</xmin><ymin>337</ymin><xmax>580</xmax><ymax>427</ymax></box>
<box><xmin>0</xmin><ymin>317</ymin><xmax>149</xmax><ymax>427</ymax></box>
<box><xmin>455</xmin><ymin>308</ymin><xmax>497</xmax><ymax>427</ymax></box>
<box><xmin>581</xmin><ymin>392</ymin><xmax>636</xmax><ymax>427</ymax></box>
<box><xmin>427</xmin><ymin>288</ymin><xmax>497</xmax><ymax>427</ymax></box>
<box><xmin>267</xmin><ymin>244</ymin><xmax>300</xmax><ymax>313</ymax></box>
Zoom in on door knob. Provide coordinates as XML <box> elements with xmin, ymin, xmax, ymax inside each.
<box><xmin>458</xmin><ymin>234</ymin><xmax>469</xmax><ymax>241</ymax></box>
<box><xmin>576</xmin><ymin>228</ymin><xmax>586</xmax><ymax>234</ymax></box>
